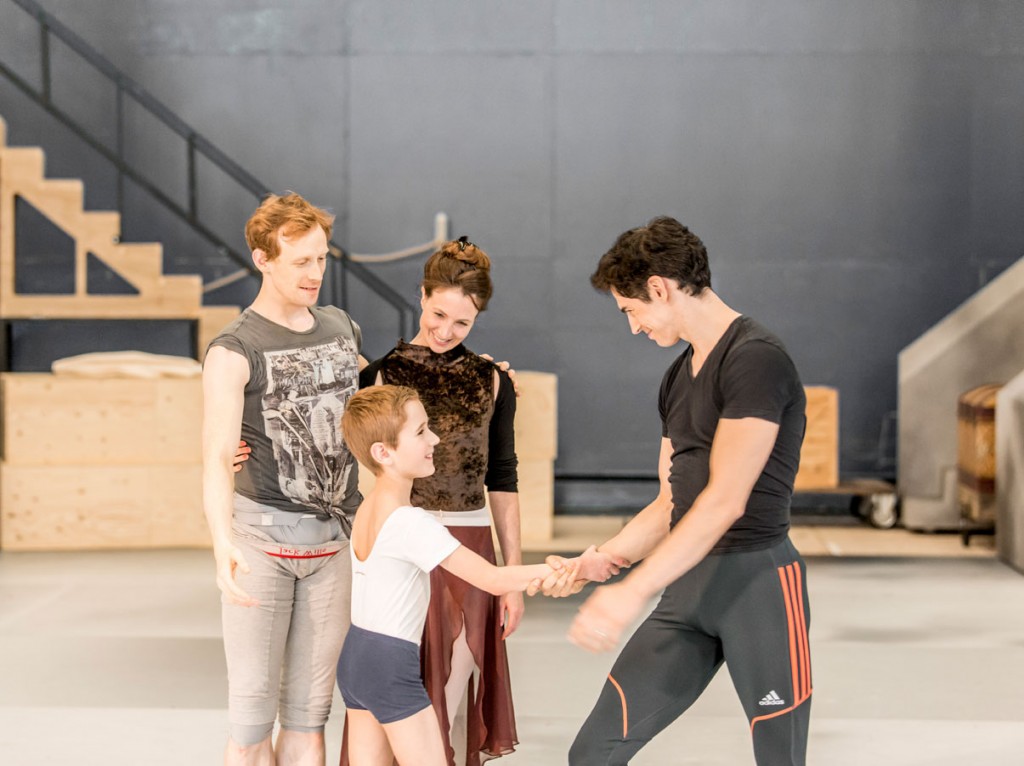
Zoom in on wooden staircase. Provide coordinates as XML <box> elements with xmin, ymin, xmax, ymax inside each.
<box><xmin>0</xmin><ymin>115</ymin><xmax>239</xmax><ymax>357</ymax></box>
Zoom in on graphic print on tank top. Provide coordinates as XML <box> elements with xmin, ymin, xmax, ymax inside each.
<box><xmin>260</xmin><ymin>336</ymin><xmax>359</xmax><ymax>514</ymax></box>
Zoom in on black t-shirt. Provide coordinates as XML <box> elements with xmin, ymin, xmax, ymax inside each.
<box><xmin>659</xmin><ymin>316</ymin><xmax>806</xmax><ymax>552</ymax></box>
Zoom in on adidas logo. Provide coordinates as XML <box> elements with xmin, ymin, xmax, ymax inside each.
<box><xmin>758</xmin><ymin>690</ymin><xmax>786</xmax><ymax>706</ymax></box>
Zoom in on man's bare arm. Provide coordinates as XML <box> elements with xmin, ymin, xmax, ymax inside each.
<box><xmin>569</xmin><ymin>417</ymin><xmax>781</xmax><ymax>652</ymax></box>
<box><xmin>595</xmin><ymin>437</ymin><xmax>675</xmax><ymax>566</ymax></box>
<box><xmin>202</xmin><ymin>346</ymin><xmax>256</xmax><ymax>606</ymax></box>
<box><xmin>624</xmin><ymin>418</ymin><xmax>780</xmax><ymax>596</ymax></box>
<box><xmin>539</xmin><ymin>439</ymin><xmax>672</xmax><ymax>596</ymax></box>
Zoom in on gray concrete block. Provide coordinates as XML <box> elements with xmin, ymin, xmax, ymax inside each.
<box><xmin>997</xmin><ymin>369</ymin><xmax>1024</xmax><ymax>572</ymax></box>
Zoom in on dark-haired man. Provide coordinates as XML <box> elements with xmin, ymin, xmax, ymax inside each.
<box><xmin>545</xmin><ymin>217</ymin><xmax>811</xmax><ymax>765</ymax></box>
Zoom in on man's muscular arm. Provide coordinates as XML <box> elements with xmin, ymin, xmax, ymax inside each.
<box><xmin>539</xmin><ymin>438</ymin><xmax>673</xmax><ymax>596</ymax></box>
<box><xmin>569</xmin><ymin>417</ymin><xmax>780</xmax><ymax>652</ymax></box>
<box><xmin>202</xmin><ymin>346</ymin><xmax>257</xmax><ymax>607</ymax></box>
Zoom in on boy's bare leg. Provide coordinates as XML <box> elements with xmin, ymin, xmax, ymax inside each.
<box><xmin>383</xmin><ymin>706</ymin><xmax>448</xmax><ymax>766</ymax></box>
<box><xmin>347</xmin><ymin>710</ymin><xmax>396</xmax><ymax>766</ymax></box>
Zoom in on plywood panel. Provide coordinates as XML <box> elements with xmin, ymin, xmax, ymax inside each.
<box><xmin>795</xmin><ymin>386</ymin><xmax>839</xmax><ymax>490</ymax></box>
<box><xmin>518</xmin><ymin>458</ymin><xmax>554</xmax><ymax>542</ymax></box>
<box><xmin>0</xmin><ymin>293</ymin><xmax>203</xmax><ymax>319</ymax></box>
<box><xmin>1</xmin><ymin>464</ymin><xmax>207</xmax><ymax>550</ymax></box>
<box><xmin>197</xmin><ymin>306</ymin><xmax>242</xmax><ymax>360</ymax></box>
<box><xmin>514</xmin><ymin>371</ymin><xmax>557</xmax><ymax>460</ymax></box>
<box><xmin>2</xmin><ymin>374</ymin><xmax>201</xmax><ymax>465</ymax></box>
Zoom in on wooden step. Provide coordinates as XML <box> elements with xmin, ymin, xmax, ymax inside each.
<box><xmin>78</xmin><ymin>210</ymin><xmax>122</xmax><ymax>247</ymax></box>
<box><xmin>0</xmin><ymin>116</ymin><xmax>7</xmax><ymax>146</ymax></box>
<box><xmin>142</xmin><ymin>274</ymin><xmax>203</xmax><ymax>307</ymax></box>
<box><xmin>0</xmin><ymin>146</ymin><xmax>45</xmax><ymax>183</ymax></box>
<box><xmin>93</xmin><ymin>242</ymin><xmax>164</xmax><ymax>287</ymax></box>
<box><xmin>197</xmin><ymin>305</ymin><xmax>241</xmax><ymax>358</ymax></box>
<box><xmin>37</xmin><ymin>178</ymin><xmax>85</xmax><ymax>214</ymax></box>
<box><xmin>11</xmin><ymin>178</ymin><xmax>86</xmax><ymax>231</ymax></box>
<box><xmin>9</xmin><ymin>183</ymin><xmax>120</xmax><ymax>249</ymax></box>
<box><xmin>0</xmin><ymin>291</ymin><xmax>203</xmax><ymax>319</ymax></box>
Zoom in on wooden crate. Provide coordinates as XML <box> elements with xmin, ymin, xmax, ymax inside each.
<box><xmin>0</xmin><ymin>464</ymin><xmax>208</xmax><ymax>550</ymax></box>
<box><xmin>957</xmin><ymin>383</ymin><xmax>1000</xmax><ymax>524</ymax></box>
<box><xmin>513</xmin><ymin>371</ymin><xmax>557</xmax><ymax>461</ymax></box>
<box><xmin>0</xmin><ymin>373</ymin><xmax>205</xmax><ymax>550</ymax></box>
<box><xmin>2</xmin><ymin>374</ymin><xmax>202</xmax><ymax>465</ymax></box>
<box><xmin>518</xmin><ymin>458</ymin><xmax>554</xmax><ymax>543</ymax></box>
<box><xmin>794</xmin><ymin>386</ymin><xmax>839</xmax><ymax>490</ymax></box>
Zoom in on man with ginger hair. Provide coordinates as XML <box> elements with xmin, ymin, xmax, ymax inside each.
<box><xmin>203</xmin><ymin>193</ymin><xmax>363</xmax><ymax>766</ymax></box>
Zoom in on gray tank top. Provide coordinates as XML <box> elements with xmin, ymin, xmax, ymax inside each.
<box><xmin>208</xmin><ymin>306</ymin><xmax>362</xmax><ymax>534</ymax></box>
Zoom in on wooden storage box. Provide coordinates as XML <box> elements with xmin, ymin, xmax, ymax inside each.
<box><xmin>517</xmin><ymin>458</ymin><xmax>555</xmax><ymax>543</ymax></box>
<box><xmin>957</xmin><ymin>383</ymin><xmax>1000</xmax><ymax>524</ymax></box>
<box><xmin>2</xmin><ymin>374</ymin><xmax>202</xmax><ymax>464</ymax></box>
<box><xmin>1</xmin><ymin>464</ymin><xmax>206</xmax><ymax>550</ymax></box>
<box><xmin>513</xmin><ymin>371</ymin><xmax>557</xmax><ymax>461</ymax></box>
<box><xmin>794</xmin><ymin>386</ymin><xmax>839</xmax><ymax>491</ymax></box>
<box><xmin>0</xmin><ymin>373</ymin><xmax>208</xmax><ymax>550</ymax></box>
<box><xmin>513</xmin><ymin>372</ymin><xmax>557</xmax><ymax>541</ymax></box>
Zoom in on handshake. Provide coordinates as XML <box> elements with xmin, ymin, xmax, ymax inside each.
<box><xmin>526</xmin><ymin>545</ymin><xmax>630</xmax><ymax>598</ymax></box>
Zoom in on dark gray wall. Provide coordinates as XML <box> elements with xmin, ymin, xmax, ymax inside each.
<box><xmin>2</xmin><ymin>1</ymin><xmax>1022</xmax><ymax>503</ymax></box>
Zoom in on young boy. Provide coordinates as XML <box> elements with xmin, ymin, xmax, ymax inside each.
<box><xmin>337</xmin><ymin>385</ymin><xmax>575</xmax><ymax>766</ymax></box>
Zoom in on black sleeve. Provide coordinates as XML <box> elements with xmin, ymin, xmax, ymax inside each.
<box><xmin>659</xmin><ymin>353</ymin><xmax>687</xmax><ymax>438</ymax></box>
<box><xmin>359</xmin><ymin>356</ymin><xmax>383</xmax><ymax>389</ymax></box>
<box><xmin>719</xmin><ymin>340</ymin><xmax>800</xmax><ymax>424</ymax></box>
<box><xmin>485</xmin><ymin>368</ymin><xmax>519</xmax><ymax>493</ymax></box>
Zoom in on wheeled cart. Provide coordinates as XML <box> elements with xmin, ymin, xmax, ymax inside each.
<box><xmin>794</xmin><ymin>478</ymin><xmax>899</xmax><ymax>529</ymax></box>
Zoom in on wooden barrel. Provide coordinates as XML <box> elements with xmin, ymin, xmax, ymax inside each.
<box><xmin>957</xmin><ymin>383</ymin><xmax>1001</xmax><ymax>523</ymax></box>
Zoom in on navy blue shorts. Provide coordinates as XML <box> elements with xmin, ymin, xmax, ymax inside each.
<box><xmin>337</xmin><ymin>624</ymin><xmax>432</xmax><ymax>724</ymax></box>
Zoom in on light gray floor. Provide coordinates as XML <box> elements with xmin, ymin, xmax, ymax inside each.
<box><xmin>1</xmin><ymin>548</ymin><xmax>1023</xmax><ymax>765</ymax></box>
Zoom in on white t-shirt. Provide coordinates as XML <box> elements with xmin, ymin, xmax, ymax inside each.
<box><xmin>350</xmin><ymin>505</ymin><xmax>462</xmax><ymax>644</ymax></box>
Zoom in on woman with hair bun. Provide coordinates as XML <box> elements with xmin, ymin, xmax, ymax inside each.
<box><xmin>346</xmin><ymin>236</ymin><xmax>521</xmax><ymax>766</ymax></box>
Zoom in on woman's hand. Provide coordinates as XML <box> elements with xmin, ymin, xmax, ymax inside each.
<box><xmin>481</xmin><ymin>354</ymin><xmax>520</xmax><ymax>396</ymax></box>
<box><xmin>499</xmin><ymin>592</ymin><xmax>525</xmax><ymax>639</ymax></box>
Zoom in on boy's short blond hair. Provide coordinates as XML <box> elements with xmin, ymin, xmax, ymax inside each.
<box><xmin>341</xmin><ymin>385</ymin><xmax>421</xmax><ymax>476</ymax></box>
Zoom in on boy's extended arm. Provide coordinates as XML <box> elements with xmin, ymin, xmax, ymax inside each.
<box><xmin>440</xmin><ymin>546</ymin><xmax>576</xmax><ymax>597</ymax></box>
<box><xmin>202</xmin><ymin>346</ymin><xmax>256</xmax><ymax>606</ymax></box>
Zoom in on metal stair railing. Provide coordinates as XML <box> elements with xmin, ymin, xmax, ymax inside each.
<box><xmin>0</xmin><ymin>0</ymin><xmax>415</xmax><ymax>337</ymax></box>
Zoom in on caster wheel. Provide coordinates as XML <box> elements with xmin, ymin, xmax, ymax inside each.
<box><xmin>861</xmin><ymin>494</ymin><xmax>899</xmax><ymax>529</ymax></box>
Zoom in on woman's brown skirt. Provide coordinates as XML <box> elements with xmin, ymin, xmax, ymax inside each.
<box><xmin>422</xmin><ymin>525</ymin><xmax>517</xmax><ymax>765</ymax></box>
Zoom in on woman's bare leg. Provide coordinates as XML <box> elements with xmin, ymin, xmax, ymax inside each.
<box><xmin>346</xmin><ymin>710</ymin><xmax>394</xmax><ymax>766</ymax></box>
<box><xmin>443</xmin><ymin>626</ymin><xmax>477</xmax><ymax>766</ymax></box>
<box><xmin>383</xmin><ymin>706</ymin><xmax>447</xmax><ymax>766</ymax></box>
